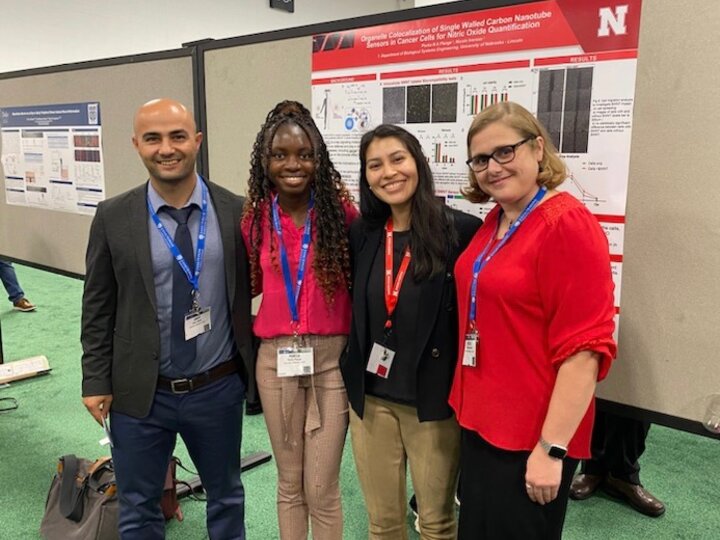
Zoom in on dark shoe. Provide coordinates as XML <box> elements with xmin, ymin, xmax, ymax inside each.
<box><xmin>603</xmin><ymin>475</ymin><xmax>666</xmax><ymax>517</ymax></box>
<box><xmin>12</xmin><ymin>298</ymin><xmax>35</xmax><ymax>312</ymax></box>
<box><xmin>569</xmin><ymin>473</ymin><xmax>603</xmax><ymax>500</ymax></box>
<box><xmin>409</xmin><ymin>495</ymin><xmax>420</xmax><ymax>533</ymax></box>
<box><xmin>245</xmin><ymin>400</ymin><xmax>263</xmax><ymax>416</ymax></box>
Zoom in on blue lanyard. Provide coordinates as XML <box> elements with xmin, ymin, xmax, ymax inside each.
<box><xmin>271</xmin><ymin>191</ymin><xmax>315</xmax><ymax>326</ymax></box>
<box><xmin>147</xmin><ymin>180</ymin><xmax>208</xmax><ymax>294</ymax></box>
<box><xmin>468</xmin><ymin>186</ymin><xmax>547</xmax><ymax>329</ymax></box>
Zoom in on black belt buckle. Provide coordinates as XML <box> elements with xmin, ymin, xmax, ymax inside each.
<box><xmin>170</xmin><ymin>378</ymin><xmax>193</xmax><ymax>394</ymax></box>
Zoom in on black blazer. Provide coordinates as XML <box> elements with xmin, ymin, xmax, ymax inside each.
<box><xmin>342</xmin><ymin>208</ymin><xmax>481</xmax><ymax>422</ymax></box>
<box><xmin>80</xmin><ymin>180</ymin><xmax>254</xmax><ymax>418</ymax></box>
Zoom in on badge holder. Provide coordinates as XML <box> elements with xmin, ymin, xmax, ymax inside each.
<box><xmin>277</xmin><ymin>325</ymin><xmax>314</xmax><ymax>378</ymax></box>
<box><xmin>367</xmin><ymin>325</ymin><xmax>396</xmax><ymax>379</ymax></box>
<box><xmin>462</xmin><ymin>322</ymin><xmax>477</xmax><ymax>367</ymax></box>
<box><xmin>184</xmin><ymin>290</ymin><xmax>212</xmax><ymax>341</ymax></box>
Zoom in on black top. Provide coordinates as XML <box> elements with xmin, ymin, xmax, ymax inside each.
<box><xmin>365</xmin><ymin>230</ymin><xmax>419</xmax><ymax>405</ymax></box>
<box><xmin>342</xmin><ymin>207</ymin><xmax>483</xmax><ymax>422</ymax></box>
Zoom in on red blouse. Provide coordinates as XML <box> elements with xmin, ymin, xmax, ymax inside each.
<box><xmin>241</xmin><ymin>200</ymin><xmax>359</xmax><ymax>339</ymax></box>
<box><xmin>449</xmin><ymin>192</ymin><xmax>616</xmax><ymax>458</ymax></box>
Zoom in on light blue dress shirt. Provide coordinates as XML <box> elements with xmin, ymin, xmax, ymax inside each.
<box><xmin>147</xmin><ymin>175</ymin><xmax>236</xmax><ymax>378</ymax></box>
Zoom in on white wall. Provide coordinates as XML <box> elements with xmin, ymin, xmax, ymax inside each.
<box><xmin>414</xmin><ymin>0</ymin><xmax>463</xmax><ymax>6</ymax></box>
<box><xmin>0</xmin><ymin>0</ymin><xmax>417</xmax><ymax>73</ymax></box>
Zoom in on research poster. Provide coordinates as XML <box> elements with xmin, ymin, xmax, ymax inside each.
<box><xmin>311</xmin><ymin>0</ymin><xmax>642</xmax><ymax>324</ymax></box>
<box><xmin>1</xmin><ymin>101</ymin><xmax>105</xmax><ymax>215</ymax></box>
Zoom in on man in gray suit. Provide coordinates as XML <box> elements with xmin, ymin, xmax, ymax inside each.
<box><xmin>81</xmin><ymin>98</ymin><xmax>253</xmax><ymax>539</ymax></box>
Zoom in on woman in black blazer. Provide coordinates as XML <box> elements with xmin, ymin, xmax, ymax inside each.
<box><xmin>342</xmin><ymin>124</ymin><xmax>481</xmax><ymax>540</ymax></box>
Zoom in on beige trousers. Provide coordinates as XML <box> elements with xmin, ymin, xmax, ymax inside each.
<box><xmin>257</xmin><ymin>335</ymin><xmax>349</xmax><ymax>540</ymax></box>
<box><xmin>350</xmin><ymin>395</ymin><xmax>460</xmax><ymax>540</ymax></box>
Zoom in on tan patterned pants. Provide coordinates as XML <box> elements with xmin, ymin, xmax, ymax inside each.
<box><xmin>257</xmin><ymin>335</ymin><xmax>349</xmax><ymax>540</ymax></box>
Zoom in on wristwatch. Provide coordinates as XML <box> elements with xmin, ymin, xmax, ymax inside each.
<box><xmin>539</xmin><ymin>437</ymin><xmax>568</xmax><ymax>460</ymax></box>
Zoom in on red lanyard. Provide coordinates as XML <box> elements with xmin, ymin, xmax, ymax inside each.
<box><xmin>384</xmin><ymin>217</ymin><xmax>412</xmax><ymax>330</ymax></box>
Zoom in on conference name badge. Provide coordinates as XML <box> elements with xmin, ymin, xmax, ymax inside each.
<box><xmin>366</xmin><ymin>342</ymin><xmax>395</xmax><ymax>378</ymax></box>
<box><xmin>462</xmin><ymin>332</ymin><xmax>477</xmax><ymax>367</ymax></box>
<box><xmin>277</xmin><ymin>347</ymin><xmax>314</xmax><ymax>377</ymax></box>
<box><xmin>184</xmin><ymin>307</ymin><xmax>212</xmax><ymax>341</ymax></box>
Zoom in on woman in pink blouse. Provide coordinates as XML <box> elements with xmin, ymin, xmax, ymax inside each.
<box><xmin>241</xmin><ymin>101</ymin><xmax>358</xmax><ymax>540</ymax></box>
<box><xmin>450</xmin><ymin>102</ymin><xmax>616</xmax><ymax>539</ymax></box>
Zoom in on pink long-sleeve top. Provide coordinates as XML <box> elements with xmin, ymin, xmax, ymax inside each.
<box><xmin>241</xmin><ymin>200</ymin><xmax>358</xmax><ymax>339</ymax></box>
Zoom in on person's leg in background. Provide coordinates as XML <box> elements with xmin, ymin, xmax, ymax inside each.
<box><xmin>245</xmin><ymin>319</ymin><xmax>263</xmax><ymax>416</ymax></box>
<box><xmin>569</xmin><ymin>408</ymin><xmax>611</xmax><ymax>497</ymax></box>
<box><xmin>570</xmin><ymin>409</ymin><xmax>665</xmax><ymax>517</ymax></box>
<box><xmin>0</xmin><ymin>260</ymin><xmax>35</xmax><ymax>311</ymax></box>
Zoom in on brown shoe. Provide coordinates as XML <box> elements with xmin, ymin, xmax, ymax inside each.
<box><xmin>12</xmin><ymin>298</ymin><xmax>35</xmax><ymax>312</ymax></box>
<box><xmin>603</xmin><ymin>474</ymin><xmax>666</xmax><ymax>517</ymax></box>
<box><xmin>569</xmin><ymin>473</ymin><xmax>603</xmax><ymax>500</ymax></box>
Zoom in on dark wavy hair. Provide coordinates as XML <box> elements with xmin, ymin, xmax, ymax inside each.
<box><xmin>359</xmin><ymin>124</ymin><xmax>455</xmax><ymax>281</ymax></box>
<box><xmin>243</xmin><ymin>100</ymin><xmax>353</xmax><ymax>303</ymax></box>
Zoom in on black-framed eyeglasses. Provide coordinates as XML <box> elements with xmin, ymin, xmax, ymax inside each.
<box><xmin>466</xmin><ymin>137</ymin><xmax>535</xmax><ymax>172</ymax></box>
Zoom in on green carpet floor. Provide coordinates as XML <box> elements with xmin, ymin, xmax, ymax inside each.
<box><xmin>0</xmin><ymin>263</ymin><xmax>717</xmax><ymax>539</ymax></box>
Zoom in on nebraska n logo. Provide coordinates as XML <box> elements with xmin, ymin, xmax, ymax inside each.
<box><xmin>597</xmin><ymin>5</ymin><xmax>629</xmax><ymax>37</ymax></box>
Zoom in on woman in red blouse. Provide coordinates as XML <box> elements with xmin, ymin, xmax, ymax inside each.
<box><xmin>241</xmin><ymin>101</ymin><xmax>358</xmax><ymax>540</ymax></box>
<box><xmin>450</xmin><ymin>102</ymin><xmax>616</xmax><ymax>539</ymax></box>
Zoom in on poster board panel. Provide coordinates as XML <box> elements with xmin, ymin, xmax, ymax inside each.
<box><xmin>595</xmin><ymin>0</ymin><xmax>720</xmax><ymax>426</ymax></box>
<box><xmin>0</xmin><ymin>56</ymin><xmax>193</xmax><ymax>274</ymax></box>
<box><xmin>204</xmin><ymin>37</ymin><xmax>312</xmax><ymax>195</ymax></box>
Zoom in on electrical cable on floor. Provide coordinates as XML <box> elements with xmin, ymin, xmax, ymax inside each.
<box><xmin>0</xmin><ymin>396</ymin><xmax>18</xmax><ymax>412</ymax></box>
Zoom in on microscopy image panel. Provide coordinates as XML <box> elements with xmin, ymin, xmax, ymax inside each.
<box><xmin>562</xmin><ymin>67</ymin><xmax>593</xmax><ymax>153</ymax></box>
<box><xmin>383</xmin><ymin>87</ymin><xmax>406</xmax><ymax>124</ymax></box>
<box><xmin>431</xmin><ymin>83</ymin><xmax>458</xmax><ymax>123</ymax></box>
<box><xmin>406</xmin><ymin>85</ymin><xmax>431</xmax><ymax>124</ymax></box>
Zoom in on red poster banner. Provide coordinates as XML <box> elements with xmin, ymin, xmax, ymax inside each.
<box><xmin>312</xmin><ymin>0</ymin><xmax>641</xmax><ymax>72</ymax></box>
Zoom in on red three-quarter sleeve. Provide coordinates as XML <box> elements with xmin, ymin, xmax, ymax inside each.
<box><xmin>537</xmin><ymin>204</ymin><xmax>617</xmax><ymax>380</ymax></box>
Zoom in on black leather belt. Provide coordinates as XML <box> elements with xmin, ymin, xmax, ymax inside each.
<box><xmin>157</xmin><ymin>359</ymin><xmax>239</xmax><ymax>394</ymax></box>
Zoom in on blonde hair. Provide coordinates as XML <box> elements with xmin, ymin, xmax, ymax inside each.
<box><xmin>462</xmin><ymin>102</ymin><xmax>567</xmax><ymax>203</ymax></box>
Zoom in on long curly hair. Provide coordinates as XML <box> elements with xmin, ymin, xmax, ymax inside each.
<box><xmin>243</xmin><ymin>100</ymin><xmax>353</xmax><ymax>303</ymax></box>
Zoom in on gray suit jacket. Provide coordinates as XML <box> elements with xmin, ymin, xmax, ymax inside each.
<box><xmin>81</xmin><ymin>180</ymin><xmax>254</xmax><ymax>418</ymax></box>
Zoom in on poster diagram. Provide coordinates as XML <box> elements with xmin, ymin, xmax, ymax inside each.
<box><xmin>1</xmin><ymin>102</ymin><xmax>105</xmax><ymax>214</ymax></box>
<box><xmin>312</xmin><ymin>0</ymin><xmax>644</xmax><ymax>315</ymax></box>
<box><xmin>312</xmin><ymin>75</ymin><xmax>378</xmax><ymax>133</ymax></box>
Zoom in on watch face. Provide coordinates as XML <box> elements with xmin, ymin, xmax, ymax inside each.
<box><xmin>548</xmin><ymin>445</ymin><xmax>567</xmax><ymax>459</ymax></box>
